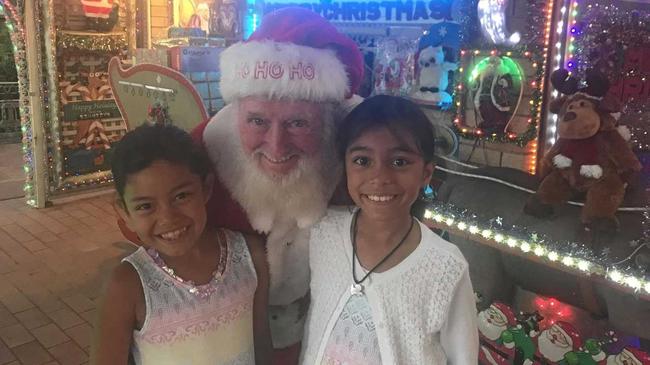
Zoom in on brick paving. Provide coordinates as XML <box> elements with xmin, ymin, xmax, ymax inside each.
<box><xmin>0</xmin><ymin>193</ymin><xmax>135</xmax><ymax>365</ymax></box>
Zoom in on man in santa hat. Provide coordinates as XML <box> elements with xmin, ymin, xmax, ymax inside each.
<box><xmin>191</xmin><ymin>7</ymin><xmax>363</xmax><ymax>362</ymax></box>
<box><xmin>538</xmin><ymin>321</ymin><xmax>583</xmax><ymax>363</ymax></box>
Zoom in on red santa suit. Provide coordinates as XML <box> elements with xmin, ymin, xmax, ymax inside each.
<box><xmin>120</xmin><ymin>7</ymin><xmax>364</xmax><ymax>356</ymax></box>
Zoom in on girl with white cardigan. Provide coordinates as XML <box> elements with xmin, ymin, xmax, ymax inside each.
<box><xmin>300</xmin><ymin>95</ymin><xmax>479</xmax><ymax>364</ymax></box>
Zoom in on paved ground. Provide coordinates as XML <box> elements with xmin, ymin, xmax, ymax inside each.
<box><xmin>0</xmin><ymin>144</ymin><xmax>23</xmax><ymax>201</ymax></box>
<box><xmin>0</xmin><ymin>193</ymin><xmax>134</xmax><ymax>365</ymax></box>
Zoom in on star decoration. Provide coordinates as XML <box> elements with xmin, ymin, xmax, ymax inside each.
<box><xmin>531</xmin><ymin>233</ymin><xmax>539</xmax><ymax>242</ymax></box>
<box><xmin>495</xmin><ymin>217</ymin><xmax>504</xmax><ymax>226</ymax></box>
<box><xmin>439</xmin><ymin>26</ymin><xmax>448</xmax><ymax>37</ymax></box>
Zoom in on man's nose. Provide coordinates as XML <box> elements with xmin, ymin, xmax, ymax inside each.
<box><xmin>264</xmin><ymin>123</ymin><xmax>290</xmax><ymax>157</ymax></box>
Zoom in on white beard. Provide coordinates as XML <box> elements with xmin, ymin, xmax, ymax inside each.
<box><xmin>203</xmin><ymin>104</ymin><xmax>342</xmax><ymax>304</ymax></box>
<box><xmin>538</xmin><ymin>330</ymin><xmax>572</xmax><ymax>362</ymax></box>
<box><xmin>478</xmin><ymin>311</ymin><xmax>507</xmax><ymax>341</ymax></box>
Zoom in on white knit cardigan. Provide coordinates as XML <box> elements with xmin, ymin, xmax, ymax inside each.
<box><xmin>300</xmin><ymin>207</ymin><xmax>479</xmax><ymax>365</ymax></box>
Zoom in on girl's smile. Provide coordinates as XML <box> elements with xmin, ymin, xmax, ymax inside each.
<box><xmin>345</xmin><ymin>127</ymin><xmax>434</xmax><ymax>221</ymax></box>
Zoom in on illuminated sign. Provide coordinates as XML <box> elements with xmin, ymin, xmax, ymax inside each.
<box><xmin>263</xmin><ymin>0</ymin><xmax>454</xmax><ymax>23</ymax></box>
<box><xmin>478</xmin><ymin>0</ymin><xmax>520</xmax><ymax>45</ymax></box>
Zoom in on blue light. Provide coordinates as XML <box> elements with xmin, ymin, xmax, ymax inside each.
<box><xmin>243</xmin><ymin>0</ymin><xmax>260</xmax><ymax>39</ymax></box>
<box><xmin>567</xmin><ymin>60</ymin><xmax>574</xmax><ymax>69</ymax></box>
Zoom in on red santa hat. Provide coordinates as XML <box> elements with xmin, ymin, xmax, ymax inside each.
<box><xmin>617</xmin><ymin>348</ymin><xmax>650</xmax><ymax>365</ymax></box>
<box><xmin>491</xmin><ymin>302</ymin><xmax>516</xmax><ymax>327</ymax></box>
<box><xmin>219</xmin><ymin>7</ymin><xmax>364</xmax><ymax>104</ymax></box>
<box><xmin>554</xmin><ymin>321</ymin><xmax>582</xmax><ymax>349</ymax></box>
<box><xmin>80</xmin><ymin>0</ymin><xmax>114</xmax><ymax>19</ymax></box>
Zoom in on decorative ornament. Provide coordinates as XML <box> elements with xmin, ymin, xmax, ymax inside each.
<box><xmin>411</xmin><ymin>45</ymin><xmax>458</xmax><ymax>106</ymax></box>
<box><xmin>80</xmin><ymin>0</ymin><xmax>119</xmax><ymax>32</ymax></box>
<box><xmin>524</xmin><ymin>69</ymin><xmax>642</xmax><ymax>234</ymax></box>
<box><xmin>58</xmin><ymin>31</ymin><xmax>127</xmax><ymax>52</ymax></box>
<box><xmin>478</xmin><ymin>0</ymin><xmax>521</xmax><ymax>45</ymax></box>
<box><xmin>423</xmin><ymin>204</ymin><xmax>650</xmax><ymax>297</ymax></box>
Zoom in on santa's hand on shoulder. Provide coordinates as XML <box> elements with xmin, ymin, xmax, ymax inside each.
<box><xmin>553</xmin><ymin>154</ymin><xmax>573</xmax><ymax>169</ymax></box>
<box><xmin>579</xmin><ymin>164</ymin><xmax>603</xmax><ymax>179</ymax></box>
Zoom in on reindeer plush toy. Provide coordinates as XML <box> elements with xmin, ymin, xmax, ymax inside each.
<box><xmin>524</xmin><ymin>69</ymin><xmax>641</xmax><ymax>233</ymax></box>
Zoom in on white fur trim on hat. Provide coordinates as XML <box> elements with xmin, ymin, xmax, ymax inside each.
<box><xmin>219</xmin><ymin>40</ymin><xmax>350</xmax><ymax>103</ymax></box>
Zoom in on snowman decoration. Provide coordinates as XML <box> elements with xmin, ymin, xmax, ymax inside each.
<box><xmin>412</xmin><ymin>45</ymin><xmax>458</xmax><ymax>105</ymax></box>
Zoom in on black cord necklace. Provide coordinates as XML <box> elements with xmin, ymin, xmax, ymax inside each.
<box><xmin>350</xmin><ymin>209</ymin><xmax>415</xmax><ymax>296</ymax></box>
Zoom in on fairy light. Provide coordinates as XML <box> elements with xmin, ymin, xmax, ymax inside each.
<box><xmin>423</xmin><ymin>208</ymin><xmax>650</xmax><ymax>296</ymax></box>
<box><xmin>625</xmin><ymin>276</ymin><xmax>642</xmax><ymax>291</ymax></box>
<box><xmin>609</xmin><ymin>270</ymin><xmax>623</xmax><ymax>283</ymax></box>
<box><xmin>1</xmin><ymin>0</ymin><xmax>37</xmax><ymax>206</ymax></box>
<box><xmin>453</xmin><ymin>49</ymin><xmax>543</xmax><ymax>162</ymax></box>
<box><xmin>562</xmin><ymin>256</ymin><xmax>575</xmax><ymax>267</ymax></box>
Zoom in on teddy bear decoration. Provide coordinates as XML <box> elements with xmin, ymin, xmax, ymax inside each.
<box><xmin>524</xmin><ymin>68</ymin><xmax>641</xmax><ymax>234</ymax></box>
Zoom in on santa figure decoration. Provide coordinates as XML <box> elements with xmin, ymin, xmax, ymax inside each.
<box><xmin>538</xmin><ymin>321</ymin><xmax>583</xmax><ymax>363</ymax></box>
<box><xmin>479</xmin><ymin>302</ymin><xmax>517</xmax><ymax>341</ymax></box>
<box><xmin>478</xmin><ymin>302</ymin><xmax>517</xmax><ymax>365</ymax></box>
<box><xmin>80</xmin><ymin>0</ymin><xmax>119</xmax><ymax>31</ymax></box>
<box><xmin>606</xmin><ymin>347</ymin><xmax>650</xmax><ymax>365</ymax></box>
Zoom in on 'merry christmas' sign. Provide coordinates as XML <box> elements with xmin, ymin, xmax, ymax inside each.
<box><xmin>263</xmin><ymin>0</ymin><xmax>454</xmax><ymax>23</ymax></box>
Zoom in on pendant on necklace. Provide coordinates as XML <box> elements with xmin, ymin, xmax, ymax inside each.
<box><xmin>350</xmin><ymin>283</ymin><xmax>364</xmax><ymax>296</ymax></box>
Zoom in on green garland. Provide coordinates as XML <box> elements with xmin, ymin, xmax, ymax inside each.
<box><xmin>58</xmin><ymin>31</ymin><xmax>127</xmax><ymax>52</ymax></box>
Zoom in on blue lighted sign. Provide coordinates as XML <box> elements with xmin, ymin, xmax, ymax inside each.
<box><xmin>263</xmin><ymin>0</ymin><xmax>454</xmax><ymax>23</ymax></box>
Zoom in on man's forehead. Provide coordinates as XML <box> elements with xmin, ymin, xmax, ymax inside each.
<box><xmin>238</xmin><ymin>96</ymin><xmax>324</xmax><ymax>116</ymax></box>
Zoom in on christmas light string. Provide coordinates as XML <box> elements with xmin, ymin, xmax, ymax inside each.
<box><xmin>451</xmin><ymin>0</ymin><xmax>553</xmax><ymax>175</ymax></box>
<box><xmin>43</xmin><ymin>0</ymin><xmax>128</xmax><ymax>194</ymax></box>
<box><xmin>423</xmin><ymin>204</ymin><xmax>650</xmax><ymax>296</ymax></box>
<box><xmin>572</xmin><ymin>4</ymin><xmax>650</xmax><ymax>152</ymax></box>
<box><xmin>0</xmin><ymin>0</ymin><xmax>37</xmax><ymax>206</ymax></box>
